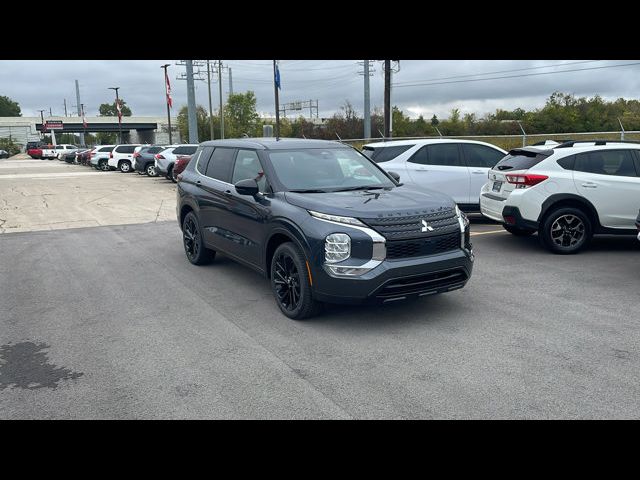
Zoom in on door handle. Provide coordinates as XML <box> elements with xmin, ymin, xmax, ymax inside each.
<box><xmin>581</xmin><ymin>182</ymin><xmax>598</xmax><ymax>188</ymax></box>
<box><xmin>196</xmin><ymin>180</ymin><xmax>201</xmax><ymax>185</ymax></box>
<box><xmin>472</xmin><ymin>170</ymin><xmax>485</xmax><ymax>174</ymax></box>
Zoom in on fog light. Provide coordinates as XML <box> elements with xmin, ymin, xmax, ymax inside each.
<box><xmin>504</xmin><ymin>215</ymin><xmax>516</xmax><ymax>225</ymax></box>
<box><xmin>325</xmin><ymin>233</ymin><xmax>350</xmax><ymax>263</ymax></box>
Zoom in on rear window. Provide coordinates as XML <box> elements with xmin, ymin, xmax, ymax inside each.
<box><xmin>147</xmin><ymin>146</ymin><xmax>164</xmax><ymax>154</ymax></box>
<box><xmin>173</xmin><ymin>145</ymin><xmax>198</xmax><ymax>155</ymax></box>
<box><xmin>116</xmin><ymin>145</ymin><xmax>137</xmax><ymax>153</ymax></box>
<box><xmin>494</xmin><ymin>151</ymin><xmax>550</xmax><ymax>171</ymax></box>
<box><xmin>363</xmin><ymin>144</ymin><xmax>414</xmax><ymax>163</ymax></box>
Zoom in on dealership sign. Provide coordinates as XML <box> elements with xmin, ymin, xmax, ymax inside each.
<box><xmin>44</xmin><ymin>121</ymin><xmax>64</xmax><ymax>130</ymax></box>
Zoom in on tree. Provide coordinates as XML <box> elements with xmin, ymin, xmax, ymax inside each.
<box><xmin>98</xmin><ymin>100</ymin><xmax>132</xmax><ymax>117</ymax></box>
<box><xmin>177</xmin><ymin>105</ymin><xmax>219</xmax><ymax>142</ymax></box>
<box><xmin>224</xmin><ymin>91</ymin><xmax>260</xmax><ymax>138</ymax></box>
<box><xmin>430</xmin><ymin>115</ymin><xmax>439</xmax><ymax>126</ymax></box>
<box><xmin>0</xmin><ymin>138</ymin><xmax>21</xmax><ymax>155</ymax></box>
<box><xmin>0</xmin><ymin>96</ymin><xmax>21</xmax><ymax>116</ymax></box>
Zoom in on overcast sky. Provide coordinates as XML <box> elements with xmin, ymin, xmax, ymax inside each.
<box><xmin>2</xmin><ymin>60</ymin><xmax>640</xmax><ymax>120</ymax></box>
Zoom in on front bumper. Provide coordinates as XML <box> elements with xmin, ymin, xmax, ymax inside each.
<box><xmin>312</xmin><ymin>248</ymin><xmax>474</xmax><ymax>305</ymax></box>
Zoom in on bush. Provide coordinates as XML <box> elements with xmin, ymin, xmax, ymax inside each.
<box><xmin>0</xmin><ymin>138</ymin><xmax>21</xmax><ymax>156</ymax></box>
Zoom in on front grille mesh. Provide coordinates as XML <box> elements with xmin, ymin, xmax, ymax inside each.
<box><xmin>361</xmin><ymin>209</ymin><xmax>459</xmax><ymax>240</ymax></box>
<box><xmin>386</xmin><ymin>232</ymin><xmax>460</xmax><ymax>259</ymax></box>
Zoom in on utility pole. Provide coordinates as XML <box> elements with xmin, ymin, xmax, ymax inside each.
<box><xmin>217</xmin><ymin>60</ymin><xmax>225</xmax><ymax>139</ymax></box>
<box><xmin>185</xmin><ymin>60</ymin><xmax>198</xmax><ymax>143</ymax></box>
<box><xmin>161</xmin><ymin>64</ymin><xmax>173</xmax><ymax>144</ymax></box>
<box><xmin>49</xmin><ymin>107</ymin><xmax>52</xmax><ymax>116</ymax></box>
<box><xmin>273</xmin><ymin>60</ymin><xmax>281</xmax><ymax>140</ymax></box>
<box><xmin>64</xmin><ymin>99</ymin><xmax>68</xmax><ymax>117</ymax></box>
<box><xmin>108</xmin><ymin>87</ymin><xmax>122</xmax><ymax>144</ymax></box>
<box><xmin>228</xmin><ymin>67</ymin><xmax>233</xmax><ymax>97</ymax></box>
<box><xmin>206</xmin><ymin>60</ymin><xmax>214</xmax><ymax>140</ymax></box>
<box><xmin>38</xmin><ymin>109</ymin><xmax>46</xmax><ymax>140</ymax></box>
<box><xmin>359</xmin><ymin>60</ymin><xmax>373</xmax><ymax>140</ymax></box>
<box><xmin>384</xmin><ymin>60</ymin><xmax>391</xmax><ymax>139</ymax></box>
<box><xmin>75</xmin><ymin>80</ymin><xmax>85</xmax><ymax>146</ymax></box>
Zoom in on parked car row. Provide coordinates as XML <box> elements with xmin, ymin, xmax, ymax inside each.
<box><xmin>362</xmin><ymin>138</ymin><xmax>640</xmax><ymax>254</ymax></box>
<box><xmin>72</xmin><ymin>143</ymin><xmax>195</xmax><ymax>184</ymax></box>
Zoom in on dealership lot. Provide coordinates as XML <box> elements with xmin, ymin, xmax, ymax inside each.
<box><xmin>1</xmin><ymin>157</ymin><xmax>639</xmax><ymax>418</ymax></box>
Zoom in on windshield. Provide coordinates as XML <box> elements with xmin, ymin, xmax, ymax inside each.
<box><xmin>267</xmin><ymin>147</ymin><xmax>395</xmax><ymax>192</ymax></box>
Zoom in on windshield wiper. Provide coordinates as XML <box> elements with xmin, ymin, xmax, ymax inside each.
<box><xmin>288</xmin><ymin>188</ymin><xmax>329</xmax><ymax>193</ymax></box>
<box><xmin>331</xmin><ymin>186</ymin><xmax>389</xmax><ymax>192</ymax></box>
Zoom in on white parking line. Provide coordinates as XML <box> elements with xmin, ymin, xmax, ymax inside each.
<box><xmin>0</xmin><ymin>172</ymin><xmax>112</xmax><ymax>179</ymax></box>
<box><xmin>470</xmin><ymin>229</ymin><xmax>508</xmax><ymax>236</ymax></box>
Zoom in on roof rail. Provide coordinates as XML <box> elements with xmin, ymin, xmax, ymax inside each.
<box><xmin>555</xmin><ymin>139</ymin><xmax>640</xmax><ymax>148</ymax></box>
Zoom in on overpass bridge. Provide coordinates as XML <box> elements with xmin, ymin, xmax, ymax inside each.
<box><xmin>0</xmin><ymin>116</ymin><xmax>178</xmax><ymax>147</ymax></box>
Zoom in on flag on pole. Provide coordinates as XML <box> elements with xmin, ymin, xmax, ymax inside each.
<box><xmin>274</xmin><ymin>63</ymin><xmax>281</xmax><ymax>90</ymax></box>
<box><xmin>116</xmin><ymin>99</ymin><xmax>122</xmax><ymax>120</ymax></box>
<box><xmin>82</xmin><ymin>106</ymin><xmax>88</xmax><ymax>128</ymax></box>
<box><xmin>165</xmin><ymin>69</ymin><xmax>173</xmax><ymax>108</ymax></box>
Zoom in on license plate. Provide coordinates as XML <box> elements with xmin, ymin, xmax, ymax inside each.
<box><xmin>492</xmin><ymin>181</ymin><xmax>502</xmax><ymax>192</ymax></box>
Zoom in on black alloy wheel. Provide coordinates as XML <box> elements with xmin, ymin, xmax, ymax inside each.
<box><xmin>182</xmin><ymin>212</ymin><xmax>214</xmax><ymax>265</ymax></box>
<box><xmin>270</xmin><ymin>242</ymin><xmax>322</xmax><ymax>320</ymax></box>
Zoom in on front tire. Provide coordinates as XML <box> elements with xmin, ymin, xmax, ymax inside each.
<box><xmin>503</xmin><ymin>224</ymin><xmax>536</xmax><ymax>236</ymax></box>
<box><xmin>119</xmin><ymin>160</ymin><xmax>131</xmax><ymax>173</ymax></box>
<box><xmin>270</xmin><ymin>242</ymin><xmax>322</xmax><ymax>320</ymax></box>
<box><xmin>182</xmin><ymin>211</ymin><xmax>215</xmax><ymax>265</ymax></box>
<box><xmin>540</xmin><ymin>207</ymin><xmax>592</xmax><ymax>254</ymax></box>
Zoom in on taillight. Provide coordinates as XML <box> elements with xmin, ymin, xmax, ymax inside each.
<box><xmin>109</xmin><ymin>152</ymin><xmax>113</xmax><ymax>158</ymax></box>
<box><xmin>505</xmin><ymin>174</ymin><xmax>548</xmax><ymax>188</ymax></box>
<box><xmin>155</xmin><ymin>154</ymin><xmax>165</xmax><ymax>160</ymax></box>
<box><xmin>133</xmin><ymin>152</ymin><xmax>140</xmax><ymax>158</ymax></box>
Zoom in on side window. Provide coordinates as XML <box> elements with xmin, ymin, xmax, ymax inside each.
<box><xmin>557</xmin><ymin>155</ymin><xmax>575</xmax><ymax>170</ymax></box>
<box><xmin>463</xmin><ymin>144</ymin><xmax>504</xmax><ymax>168</ymax></box>
<box><xmin>407</xmin><ymin>146</ymin><xmax>429</xmax><ymax>165</ymax></box>
<box><xmin>426</xmin><ymin>143</ymin><xmax>463</xmax><ymax>166</ymax></box>
<box><xmin>575</xmin><ymin>150</ymin><xmax>638</xmax><ymax>177</ymax></box>
<box><xmin>117</xmin><ymin>146</ymin><xmax>136</xmax><ymax>154</ymax></box>
<box><xmin>173</xmin><ymin>146</ymin><xmax>188</xmax><ymax>155</ymax></box>
<box><xmin>204</xmin><ymin>147</ymin><xmax>236</xmax><ymax>182</ymax></box>
<box><xmin>196</xmin><ymin>147</ymin><xmax>215</xmax><ymax>173</ymax></box>
<box><xmin>231</xmin><ymin>150</ymin><xmax>267</xmax><ymax>192</ymax></box>
<box><xmin>370</xmin><ymin>144</ymin><xmax>414</xmax><ymax>163</ymax></box>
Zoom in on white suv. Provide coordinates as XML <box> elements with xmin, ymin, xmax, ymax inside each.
<box><xmin>108</xmin><ymin>144</ymin><xmax>142</xmax><ymax>172</ymax></box>
<box><xmin>362</xmin><ymin>139</ymin><xmax>506</xmax><ymax>211</ymax></box>
<box><xmin>479</xmin><ymin>141</ymin><xmax>640</xmax><ymax>253</ymax></box>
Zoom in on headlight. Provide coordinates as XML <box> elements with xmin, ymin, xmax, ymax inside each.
<box><xmin>309</xmin><ymin>210</ymin><xmax>366</xmax><ymax>227</ymax></box>
<box><xmin>325</xmin><ymin>233</ymin><xmax>350</xmax><ymax>263</ymax></box>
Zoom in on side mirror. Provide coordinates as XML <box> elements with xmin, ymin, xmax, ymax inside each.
<box><xmin>387</xmin><ymin>171</ymin><xmax>400</xmax><ymax>182</ymax></box>
<box><xmin>235</xmin><ymin>178</ymin><xmax>259</xmax><ymax>196</ymax></box>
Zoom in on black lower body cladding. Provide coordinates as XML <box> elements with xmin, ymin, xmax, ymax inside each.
<box><xmin>311</xmin><ymin>249</ymin><xmax>473</xmax><ymax>305</ymax></box>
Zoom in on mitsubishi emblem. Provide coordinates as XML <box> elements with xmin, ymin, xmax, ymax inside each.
<box><xmin>421</xmin><ymin>219</ymin><xmax>434</xmax><ymax>232</ymax></box>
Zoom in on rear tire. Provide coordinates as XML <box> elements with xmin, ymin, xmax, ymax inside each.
<box><xmin>146</xmin><ymin>164</ymin><xmax>158</xmax><ymax>177</ymax></box>
<box><xmin>166</xmin><ymin>165</ymin><xmax>174</xmax><ymax>181</ymax></box>
<box><xmin>270</xmin><ymin>242</ymin><xmax>322</xmax><ymax>320</ymax></box>
<box><xmin>539</xmin><ymin>207</ymin><xmax>592</xmax><ymax>254</ymax></box>
<box><xmin>182</xmin><ymin>211</ymin><xmax>215</xmax><ymax>265</ymax></box>
<box><xmin>503</xmin><ymin>224</ymin><xmax>536</xmax><ymax>236</ymax></box>
<box><xmin>119</xmin><ymin>160</ymin><xmax>131</xmax><ymax>173</ymax></box>
<box><xmin>98</xmin><ymin>160</ymin><xmax>109</xmax><ymax>171</ymax></box>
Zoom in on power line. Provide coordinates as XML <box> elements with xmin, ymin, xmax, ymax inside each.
<box><xmin>393</xmin><ymin>60</ymin><xmax>602</xmax><ymax>86</ymax></box>
<box><xmin>393</xmin><ymin>62</ymin><xmax>640</xmax><ymax>88</ymax></box>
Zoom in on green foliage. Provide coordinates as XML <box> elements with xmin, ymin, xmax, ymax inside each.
<box><xmin>177</xmin><ymin>105</ymin><xmax>221</xmax><ymax>142</ymax></box>
<box><xmin>98</xmin><ymin>100</ymin><xmax>132</xmax><ymax>117</ymax></box>
<box><xmin>0</xmin><ymin>95</ymin><xmax>21</xmax><ymax>116</ymax></box>
<box><xmin>0</xmin><ymin>137</ymin><xmax>21</xmax><ymax>155</ymax></box>
<box><xmin>95</xmin><ymin>132</ymin><xmax>117</xmax><ymax>144</ymax></box>
<box><xmin>224</xmin><ymin>91</ymin><xmax>260</xmax><ymax>138</ymax></box>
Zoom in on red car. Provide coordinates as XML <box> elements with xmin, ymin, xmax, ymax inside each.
<box><xmin>172</xmin><ymin>155</ymin><xmax>192</xmax><ymax>182</ymax></box>
<box><xmin>28</xmin><ymin>147</ymin><xmax>43</xmax><ymax>159</ymax></box>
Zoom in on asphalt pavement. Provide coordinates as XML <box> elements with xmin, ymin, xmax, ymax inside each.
<box><xmin>1</xmin><ymin>219</ymin><xmax>639</xmax><ymax>419</ymax></box>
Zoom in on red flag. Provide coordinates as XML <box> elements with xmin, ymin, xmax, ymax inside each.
<box><xmin>116</xmin><ymin>99</ymin><xmax>122</xmax><ymax>120</ymax></box>
<box><xmin>165</xmin><ymin>69</ymin><xmax>173</xmax><ymax>109</ymax></box>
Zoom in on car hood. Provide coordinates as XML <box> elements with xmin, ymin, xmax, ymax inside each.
<box><xmin>284</xmin><ymin>186</ymin><xmax>455</xmax><ymax>218</ymax></box>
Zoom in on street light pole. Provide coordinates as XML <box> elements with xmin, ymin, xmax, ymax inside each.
<box><xmin>161</xmin><ymin>64</ymin><xmax>173</xmax><ymax>144</ymax></box>
<box><xmin>109</xmin><ymin>86</ymin><xmax>122</xmax><ymax>143</ymax></box>
<box><xmin>38</xmin><ymin>109</ymin><xmax>46</xmax><ymax>140</ymax></box>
